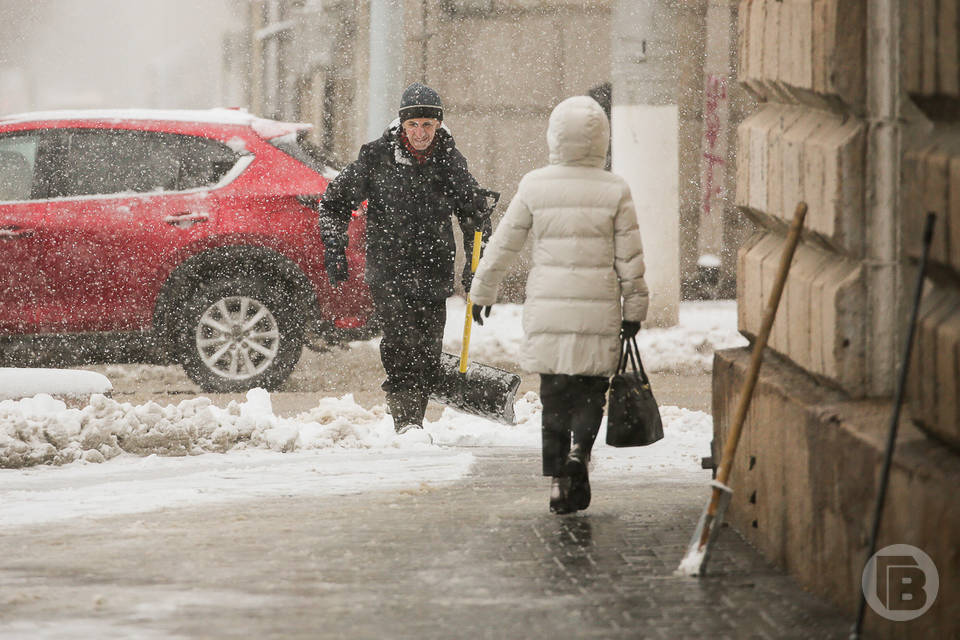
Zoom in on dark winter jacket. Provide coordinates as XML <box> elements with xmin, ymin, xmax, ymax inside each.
<box><xmin>318</xmin><ymin>124</ymin><xmax>491</xmax><ymax>298</ymax></box>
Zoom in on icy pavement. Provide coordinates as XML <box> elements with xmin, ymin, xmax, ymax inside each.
<box><xmin>0</xmin><ymin>450</ymin><xmax>851</xmax><ymax>640</ymax></box>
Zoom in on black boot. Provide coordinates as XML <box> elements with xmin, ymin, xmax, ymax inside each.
<box><xmin>386</xmin><ymin>391</ymin><xmax>421</xmax><ymax>434</ymax></box>
<box><xmin>564</xmin><ymin>445</ymin><xmax>590</xmax><ymax>511</ymax></box>
<box><xmin>414</xmin><ymin>392</ymin><xmax>429</xmax><ymax>426</ymax></box>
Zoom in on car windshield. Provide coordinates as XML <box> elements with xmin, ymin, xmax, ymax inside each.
<box><xmin>269</xmin><ymin>130</ymin><xmax>327</xmax><ymax>174</ymax></box>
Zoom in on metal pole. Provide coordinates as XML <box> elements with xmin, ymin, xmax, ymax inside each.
<box><xmin>851</xmin><ymin>213</ymin><xmax>935</xmax><ymax>639</ymax></box>
<box><xmin>367</xmin><ymin>0</ymin><xmax>405</xmax><ymax>142</ymax></box>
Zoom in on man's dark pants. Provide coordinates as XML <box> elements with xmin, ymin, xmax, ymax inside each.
<box><xmin>371</xmin><ymin>286</ymin><xmax>446</xmax><ymax>429</ymax></box>
<box><xmin>539</xmin><ymin>374</ymin><xmax>610</xmax><ymax>476</ymax></box>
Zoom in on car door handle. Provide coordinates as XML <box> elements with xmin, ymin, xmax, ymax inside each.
<box><xmin>163</xmin><ymin>212</ymin><xmax>210</xmax><ymax>226</ymax></box>
<box><xmin>0</xmin><ymin>226</ymin><xmax>35</xmax><ymax>239</ymax></box>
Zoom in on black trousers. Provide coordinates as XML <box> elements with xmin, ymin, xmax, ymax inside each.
<box><xmin>540</xmin><ymin>374</ymin><xmax>610</xmax><ymax>477</ymax></box>
<box><xmin>371</xmin><ymin>287</ymin><xmax>446</xmax><ymax>399</ymax></box>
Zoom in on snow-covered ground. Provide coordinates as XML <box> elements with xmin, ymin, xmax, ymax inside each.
<box><xmin>444</xmin><ymin>298</ymin><xmax>746</xmax><ymax>373</ymax></box>
<box><xmin>0</xmin><ymin>300</ymin><xmax>744</xmax><ymax>528</ymax></box>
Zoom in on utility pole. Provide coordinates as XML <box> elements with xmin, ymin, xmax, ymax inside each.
<box><xmin>611</xmin><ymin>0</ymin><xmax>681</xmax><ymax>327</ymax></box>
<box><xmin>367</xmin><ymin>0</ymin><xmax>405</xmax><ymax>142</ymax></box>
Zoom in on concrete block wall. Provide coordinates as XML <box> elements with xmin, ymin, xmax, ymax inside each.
<box><xmin>734</xmin><ymin>0</ymin><xmax>872</xmax><ymax>398</ymax></box>
<box><xmin>737</xmin><ymin>104</ymin><xmax>865</xmax><ymax>251</ymax></box>
<box><xmin>901</xmin><ymin>0</ymin><xmax>960</xmax><ymax>450</ymax></box>
<box><xmin>718</xmin><ymin>0</ymin><xmax>960</xmax><ymax>634</ymax></box>
<box><xmin>739</xmin><ymin>0</ymin><xmax>865</xmax><ymax>111</ymax></box>
<box><xmin>903</xmin><ymin>0</ymin><xmax>960</xmax><ymax>97</ymax></box>
<box><xmin>714</xmin><ymin>348</ymin><xmax>960</xmax><ymax>639</ymax></box>
<box><xmin>738</xmin><ymin>235</ymin><xmax>866</xmax><ymax>393</ymax></box>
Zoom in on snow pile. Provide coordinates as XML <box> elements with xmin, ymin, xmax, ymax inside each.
<box><xmin>591</xmin><ymin>406</ymin><xmax>712</xmax><ymax>477</ymax></box>
<box><xmin>635</xmin><ymin>301</ymin><xmax>747</xmax><ymax>373</ymax></box>
<box><xmin>443</xmin><ymin>299</ymin><xmax>745</xmax><ymax>373</ymax></box>
<box><xmin>1</xmin><ymin>386</ymin><xmax>712</xmax><ymax>474</ymax></box>
<box><xmin>0</xmin><ymin>389</ymin><xmax>428</xmax><ymax>469</ymax></box>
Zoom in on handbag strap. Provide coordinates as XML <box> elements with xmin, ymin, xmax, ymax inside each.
<box><xmin>618</xmin><ymin>336</ymin><xmax>651</xmax><ymax>385</ymax></box>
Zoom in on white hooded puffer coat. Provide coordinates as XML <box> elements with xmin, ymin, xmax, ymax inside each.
<box><xmin>470</xmin><ymin>96</ymin><xmax>649</xmax><ymax>376</ymax></box>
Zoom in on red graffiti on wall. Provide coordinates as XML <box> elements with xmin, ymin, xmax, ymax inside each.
<box><xmin>701</xmin><ymin>74</ymin><xmax>728</xmax><ymax>218</ymax></box>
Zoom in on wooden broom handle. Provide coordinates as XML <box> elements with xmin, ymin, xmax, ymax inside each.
<box><xmin>715</xmin><ymin>202</ymin><xmax>807</xmax><ymax>486</ymax></box>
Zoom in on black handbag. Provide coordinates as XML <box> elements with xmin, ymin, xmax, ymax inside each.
<box><xmin>605</xmin><ymin>336</ymin><xmax>664</xmax><ymax>447</ymax></box>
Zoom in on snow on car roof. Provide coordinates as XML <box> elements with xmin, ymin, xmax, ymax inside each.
<box><xmin>0</xmin><ymin>108</ymin><xmax>311</xmax><ymax>133</ymax></box>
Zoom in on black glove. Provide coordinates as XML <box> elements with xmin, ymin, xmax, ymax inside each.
<box><xmin>472</xmin><ymin>304</ymin><xmax>492</xmax><ymax>326</ymax></box>
<box><xmin>621</xmin><ymin>320</ymin><xmax>641</xmax><ymax>339</ymax></box>
<box><xmin>326</xmin><ymin>252</ymin><xmax>348</xmax><ymax>288</ymax></box>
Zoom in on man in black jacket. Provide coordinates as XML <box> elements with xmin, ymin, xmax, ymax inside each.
<box><xmin>318</xmin><ymin>82</ymin><xmax>491</xmax><ymax>434</ymax></box>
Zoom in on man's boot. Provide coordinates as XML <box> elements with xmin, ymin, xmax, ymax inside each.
<box><xmin>413</xmin><ymin>392</ymin><xmax>429</xmax><ymax>426</ymax></box>
<box><xmin>386</xmin><ymin>391</ymin><xmax>421</xmax><ymax>434</ymax></box>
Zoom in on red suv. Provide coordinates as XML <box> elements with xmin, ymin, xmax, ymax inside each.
<box><xmin>0</xmin><ymin>109</ymin><xmax>372</xmax><ymax>391</ymax></box>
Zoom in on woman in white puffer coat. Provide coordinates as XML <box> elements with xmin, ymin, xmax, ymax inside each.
<box><xmin>470</xmin><ymin>95</ymin><xmax>649</xmax><ymax>514</ymax></box>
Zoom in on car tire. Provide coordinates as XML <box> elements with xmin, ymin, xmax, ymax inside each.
<box><xmin>178</xmin><ymin>278</ymin><xmax>305</xmax><ymax>393</ymax></box>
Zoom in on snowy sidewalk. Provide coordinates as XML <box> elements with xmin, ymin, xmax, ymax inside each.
<box><xmin>0</xmin><ymin>449</ymin><xmax>851</xmax><ymax>639</ymax></box>
<box><xmin>0</xmin><ymin>300</ymin><xmax>852</xmax><ymax>637</ymax></box>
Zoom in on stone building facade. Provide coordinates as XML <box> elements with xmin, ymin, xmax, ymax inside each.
<box><xmin>233</xmin><ymin>0</ymin><xmax>752</xmax><ymax>305</ymax></box>
<box><xmin>238</xmin><ymin>0</ymin><xmax>618</xmax><ymax>299</ymax></box>
<box><xmin>713</xmin><ymin>0</ymin><xmax>959</xmax><ymax>636</ymax></box>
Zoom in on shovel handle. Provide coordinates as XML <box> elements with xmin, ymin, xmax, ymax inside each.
<box><xmin>460</xmin><ymin>228</ymin><xmax>485</xmax><ymax>373</ymax></box>
<box><xmin>697</xmin><ymin>203</ymin><xmax>806</xmax><ymax>549</ymax></box>
<box><xmin>712</xmin><ymin>203</ymin><xmax>807</xmax><ymax>493</ymax></box>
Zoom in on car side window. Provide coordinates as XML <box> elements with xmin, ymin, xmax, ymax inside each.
<box><xmin>0</xmin><ymin>134</ymin><xmax>38</xmax><ymax>202</ymax></box>
<box><xmin>177</xmin><ymin>135</ymin><xmax>242</xmax><ymax>191</ymax></box>
<box><xmin>56</xmin><ymin>130</ymin><xmax>181</xmax><ymax>198</ymax></box>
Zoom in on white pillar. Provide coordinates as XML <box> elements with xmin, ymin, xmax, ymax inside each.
<box><xmin>611</xmin><ymin>0</ymin><xmax>680</xmax><ymax>327</ymax></box>
<box><xmin>612</xmin><ymin>105</ymin><xmax>680</xmax><ymax>327</ymax></box>
<box><xmin>367</xmin><ymin>0</ymin><xmax>405</xmax><ymax>142</ymax></box>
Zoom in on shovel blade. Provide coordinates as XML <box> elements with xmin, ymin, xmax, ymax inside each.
<box><xmin>431</xmin><ymin>352</ymin><xmax>521</xmax><ymax>424</ymax></box>
<box><xmin>676</xmin><ymin>482</ymin><xmax>733</xmax><ymax>577</ymax></box>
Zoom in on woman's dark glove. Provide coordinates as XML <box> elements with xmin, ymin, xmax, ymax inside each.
<box><xmin>472</xmin><ymin>304</ymin><xmax>492</xmax><ymax>326</ymax></box>
<box><xmin>621</xmin><ymin>320</ymin><xmax>641</xmax><ymax>339</ymax></box>
<box><xmin>326</xmin><ymin>252</ymin><xmax>348</xmax><ymax>288</ymax></box>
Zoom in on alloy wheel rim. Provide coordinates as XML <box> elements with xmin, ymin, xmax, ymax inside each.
<box><xmin>195</xmin><ymin>296</ymin><xmax>280</xmax><ymax>380</ymax></box>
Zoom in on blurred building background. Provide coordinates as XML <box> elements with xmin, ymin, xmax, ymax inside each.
<box><xmin>226</xmin><ymin>0</ymin><xmax>754</xmax><ymax>313</ymax></box>
<box><xmin>0</xmin><ymin>0</ymin><xmax>241</xmax><ymax>111</ymax></box>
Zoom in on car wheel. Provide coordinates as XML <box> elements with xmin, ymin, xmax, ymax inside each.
<box><xmin>179</xmin><ymin>278</ymin><xmax>305</xmax><ymax>392</ymax></box>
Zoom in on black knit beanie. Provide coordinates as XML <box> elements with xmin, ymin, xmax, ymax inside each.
<box><xmin>399</xmin><ymin>82</ymin><xmax>443</xmax><ymax>122</ymax></box>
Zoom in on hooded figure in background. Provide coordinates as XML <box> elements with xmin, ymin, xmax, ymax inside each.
<box><xmin>318</xmin><ymin>82</ymin><xmax>491</xmax><ymax>435</ymax></box>
<box><xmin>469</xmin><ymin>95</ymin><xmax>649</xmax><ymax>514</ymax></box>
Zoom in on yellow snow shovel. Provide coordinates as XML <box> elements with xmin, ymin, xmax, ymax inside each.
<box><xmin>431</xmin><ymin>191</ymin><xmax>521</xmax><ymax>424</ymax></box>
